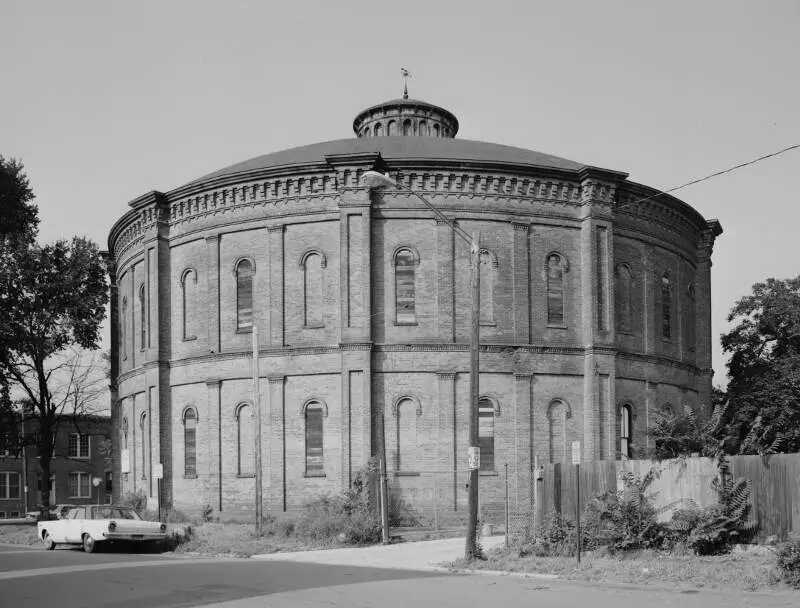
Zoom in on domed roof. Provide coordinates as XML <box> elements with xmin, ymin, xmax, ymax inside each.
<box><xmin>192</xmin><ymin>136</ymin><xmax>586</xmax><ymax>184</ymax></box>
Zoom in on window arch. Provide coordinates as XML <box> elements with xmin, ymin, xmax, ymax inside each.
<box><xmin>478</xmin><ymin>397</ymin><xmax>496</xmax><ymax>471</ymax></box>
<box><xmin>418</xmin><ymin>121</ymin><xmax>428</xmax><ymax>136</ymax></box>
<box><xmin>402</xmin><ymin>119</ymin><xmax>412</xmax><ymax>136</ymax></box>
<box><xmin>395</xmin><ymin>397</ymin><xmax>420</xmax><ymax>472</ymax></box>
<box><xmin>548</xmin><ymin>399</ymin><xmax>571</xmax><ymax>464</ymax></box>
<box><xmin>394</xmin><ymin>248</ymin><xmax>417</xmax><ymax>324</ymax></box>
<box><xmin>546</xmin><ymin>253</ymin><xmax>566</xmax><ymax>325</ymax></box>
<box><xmin>615</xmin><ymin>264</ymin><xmax>632</xmax><ymax>333</ymax></box>
<box><xmin>180</xmin><ymin>268</ymin><xmax>198</xmax><ymax>341</ymax></box>
<box><xmin>388</xmin><ymin>120</ymin><xmax>397</xmax><ymax>136</ymax></box>
<box><xmin>236</xmin><ymin>403</ymin><xmax>255</xmax><ymax>476</ymax></box>
<box><xmin>363</xmin><ymin>125</ymin><xmax>371</xmax><ymax>137</ymax></box>
<box><xmin>661</xmin><ymin>272</ymin><xmax>672</xmax><ymax>339</ymax></box>
<box><xmin>304</xmin><ymin>401</ymin><xmax>324</xmax><ymax>476</ymax></box>
<box><xmin>235</xmin><ymin>259</ymin><xmax>254</xmax><ymax>331</ymax></box>
<box><xmin>183</xmin><ymin>408</ymin><xmax>197</xmax><ymax>477</ymax></box>
<box><xmin>433</xmin><ymin>124</ymin><xmax>440</xmax><ymax>137</ymax></box>
<box><xmin>138</xmin><ymin>283</ymin><xmax>147</xmax><ymax>350</ymax></box>
<box><xmin>121</xmin><ymin>297</ymin><xmax>128</xmax><ymax>360</ymax></box>
<box><xmin>374</xmin><ymin>122</ymin><xmax>383</xmax><ymax>137</ymax></box>
<box><xmin>479</xmin><ymin>250</ymin><xmax>498</xmax><ymax>325</ymax></box>
<box><xmin>301</xmin><ymin>251</ymin><xmax>325</xmax><ymax>327</ymax></box>
<box><xmin>620</xmin><ymin>404</ymin><xmax>633</xmax><ymax>459</ymax></box>
<box><xmin>139</xmin><ymin>412</ymin><xmax>147</xmax><ymax>479</ymax></box>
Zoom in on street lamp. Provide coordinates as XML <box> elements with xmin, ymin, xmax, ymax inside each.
<box><xmin>361</xmin><ymin>171</ymin><xmax>483</xmax><ymax>560</ymax></box>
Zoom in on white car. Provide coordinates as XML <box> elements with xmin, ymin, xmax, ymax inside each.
<box><xmin>37</xmin><ymin>505</ymin><xmax>167</xmax><ymax>553</ymax></box>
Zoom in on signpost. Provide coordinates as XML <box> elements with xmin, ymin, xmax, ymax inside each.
<box><xmin>92</xmin><ymin>477</ymin><xmax>103</xmax><ymax>505</ymax></box>
<box><xmin>468</xmin><ymin>446</ymin><xmax>480</xmax><ymax>471</ymax></box>
<box><xmin>154</xmin><ymin>463</ymin><xmax>164</xmax><ymax>521</ymax></box>
<box><xmin>572</xmin><ymin>441</ymin><xmax>581</xmax><ymax>564</ymax></box>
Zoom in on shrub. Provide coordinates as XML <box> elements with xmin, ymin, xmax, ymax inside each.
<box><xmin>514</xmin><ymin>511</ymin><xmax>579</xmax><ymax>557</ymax></box>
<box><xmin>776</xmin><ymin>538</ymin><xmax>800</xmax><ymax>589</ymax></box>
<box><xmin>120</xmin><ymin>490</ymin><xmax>149</xmax><ymax>513</ymax></box>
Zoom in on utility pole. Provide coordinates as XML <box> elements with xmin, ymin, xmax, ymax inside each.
<box><xmin>253</xmin><ymin>324</ymin><xmax>263</xmax><ymax>534</ymax></box>
<box><xmin>465</xmin><ymin>232</ymin><xmax>481</xmax><ymax>560</ymax></box>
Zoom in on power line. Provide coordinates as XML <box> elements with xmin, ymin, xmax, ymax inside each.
<box><xmin>623</xmin><ymin>143</ymin><xmax>800</xmax><ymax>208</ymax></box>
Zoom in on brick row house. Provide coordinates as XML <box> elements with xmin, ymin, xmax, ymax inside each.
<box><xmin>106</xmin><ymin>94</ymin><xmax>721</xmax><ymax>518</ymax></box>
<box><xmin>0</xmin><ymin>415</ymin><xmax>111</xmax><ymax>517</ymax></box>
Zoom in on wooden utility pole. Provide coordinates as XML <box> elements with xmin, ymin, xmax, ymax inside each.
<box><xmin>465</xmin><ymin>232</ymin><xmax>481</xmax><ymax>560</ymax></box>
<box><xmin>253</xmin><ymin>325</ymin><xmax>263</xmax><ymax>534</ymax></box>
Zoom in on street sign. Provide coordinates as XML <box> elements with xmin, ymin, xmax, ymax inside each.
<box><xmin>92</xmin><ymin>477</ymin><xmax>103</xmax><ymax>487</ymax></box>
<box><xmin>468</xmin><ymin>446</ymin><xmax>480</xmax><ymax>470</ymax></box>
<box><xmin>153</xmin><ymin>463</ymin><xmax>164</xmax><ymax>479</ymax></box>
<box><xmin>571</xmin><ymin>441</ymin><xmax>581</xmax><ymax>465</ymax></box>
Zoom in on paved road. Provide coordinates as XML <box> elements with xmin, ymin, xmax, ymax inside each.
<box><xmin>1</xmin><ymin>543</ymin><xmax>797</xmax><ymax>608</ymax></box>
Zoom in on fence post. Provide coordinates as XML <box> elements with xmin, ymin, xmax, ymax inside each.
<box><xmin>433</xmin><ymin>474</ymin><xmax>439</xmax><ymax>532</ymax></box>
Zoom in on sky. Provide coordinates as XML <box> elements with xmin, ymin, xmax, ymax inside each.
<box><xmin>1</xmin><ymin>0</ymin><xmax>798</xmax><ymax>386</ymax></box>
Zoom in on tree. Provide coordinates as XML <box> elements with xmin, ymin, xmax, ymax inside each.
<box><xmin>647</xmin><ymin>388</ymin><xmax>729</xmax><ymax>459</ymax></box>
<box><xmin>0</xmin><ymin>234</ymin><xmax>108</xmax><ymax>517</ymax></box>
<box><xmin>720</xmin><ymin>276</ymin><xmax>800</xmax><ymax>455</ymax></box>
<box><xmin>0</xmin><ymin>156</ymin><xmax>38</xmax><ymax>243</ymax></box>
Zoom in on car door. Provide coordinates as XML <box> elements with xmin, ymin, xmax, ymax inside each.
<box><xmin>65</xmin><ymin>507</ymin><xmax>86</xmax><ymax>543</ymax></box>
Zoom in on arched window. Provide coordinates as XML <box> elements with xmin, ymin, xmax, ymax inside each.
<box><xmin>183</xmin><ymin>408</ymin><xmax>197</xmax><ymax>477</ymax></box>
<box><xmin>236</xmin><ymin>404</ymin><xmax>255</xmax><ymax>476</ymax></box>
<box><xmin>181</xmin><ymin>269</ymin><xmax>197</xmax><ymax>341</ymax></box>
<box><xmin>661</xmin><ymin>272</ymin><xmax>672</xmax><ymax>339</ymax></box>
<box><xmin>479</xmin><ymin>251</ymin><xmax>496</xmax><ymax>325</ymax></box>
<box><xmin>301</xmin><ymin>252</ymin><xmax>324</xmax><ymax>327</ymax></box>
<box><xmin>687</xmin><ymin>283</ymin><xmax>696</xmax><ymax>352</ymax></box>
<box><xmin>374</xmin><ymin>122</ymin><xmax>383</xmax><ymax>137</ymax></box>
<box><xmin>418</xmin><ymin>121</ymin><xmax>428</xmax><ymax>136</ymax></box>
<box><xmin>139</xmin><ymin>284</ymin><xmax>147</xmax><ymax>350</ymax></box>
<box><xmin>305</xmin><ymin>402</ymin><xmax>324</xmax><ymax>475</ymax></box>
<box><xmin>546</xmin><ymin>254</ymin><xmax>565</xmax><ymax>325</ymax></box>
<box><xmin>388</xmin><ymin>120</ymin><xmax>397</xmax><ymax>136</ymax></box>
<box><xmin>478</xmin><ymin>398</ymin><xmax>495</xmax><ymax>471</ymax></box>
<box><xmin>615</xmin><ymin>264</ymin><xmax>632</xmax><ymax>333</ymax></box>
<box><xmin>433</xmin><ymin>124</ymin><xmax>440</xmax><ymax>137</ymax></box>
<box><xmin>402</xmin><ymin>119</ymin><xmax>412</xmax><ymax>136</ymax></box>
<box><xmin>236</xmin><ymin>259</ymin><xmax>254</xmax><ymax>331</ymax></box>
<box><xmin>363</xmin><ymin>125</ymin><xmax>371</xmax><ymax>137</ymax></box>
<box><xmin>395</xmin><ymin>398</ymin><xmax>419</xmax><ymax>471</ymax></box>
<box><xmin>139</xmin><ymin>412</ymin><xmax>147</xmax><ymax>479</ymax></box>
<box><xmin>121</xmin><ymin>417</ymin><xmax>128</xmax><ymax>450</ymax></box>
<box><xmin>548</xmin><ymin>400</ymin><xmax>569</xmax><ymax>464</ymax></box>
<box><xmin>620</xmin><ymin>404</ymin><xmax>633</xmax><ymax>459</ymax></box>
<box><xmin>394</xmin><ymin>249</ymin><xmax>416</xmax><ymax>324</ymax></box>
<box><xmin>120</xmin><ymin>297</ymin><xmax>128</xmax><ymax>360</ymax></box>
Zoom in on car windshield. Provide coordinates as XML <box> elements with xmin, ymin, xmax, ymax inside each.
<box><xmin>91</xmin><ymin>507</ymin><xmax>142</xmax><ymax>520</ymax></box>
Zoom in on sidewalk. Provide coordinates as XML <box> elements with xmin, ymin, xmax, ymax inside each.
<box><xmin>252</xmin><ymin>535</ymin><xmax>508</xmax><ymax>571</ymax></box>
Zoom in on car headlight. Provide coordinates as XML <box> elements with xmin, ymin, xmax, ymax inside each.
<box><xmin>160</xmin><ymin>523</ymin><xmax>166</xmax><ymax>532</ymax></box>
<box><xmin>109</xmin><ymin>521</ymin><xmax>117</xmax><ymax>532</ymax></box>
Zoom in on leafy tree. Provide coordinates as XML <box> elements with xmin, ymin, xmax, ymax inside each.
<box><xmin>647</xmin><ymin>389</ymin><xmax>729</xmax><ymax>459</ymax></box>
<box><xmin>720</xmin><ymin>277</ymin><xmax>800</xmax><ymax>454</ymax></box>
<box><xmin>0</xmin><ymin>158</ymin><xmax>108</xmax><ymax>517</ymax></box>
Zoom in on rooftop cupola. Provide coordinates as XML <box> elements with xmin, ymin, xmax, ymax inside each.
<box><xmin>352</xmin><ymin>91</ymin><xmax>459</xmax><ymax>139</ymax></box>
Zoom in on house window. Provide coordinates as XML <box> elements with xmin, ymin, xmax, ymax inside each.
<box><xmin>394</xmin><ymin>249</ymin><xmax>416</xmax><ymax>324</ymax></box>
<box><xmin>620</xmin><ymin>405</ymin><xmax>633</xmax><ymax>459</ymax></box>
<box><xmin>68</xmin><ymin>434</ymin><xmax>90</xmax><ymax>459</ymax></box>
<box><xmin>0</xmin><ymin>472</ymin><xmax>21</xmax><ymax>499</ymax></box>
<box><xmin>374</xmin><ymin>122</ymin><xmax>383</xmax><ymax>137</ymax></box>
<box><xmin>139</xmin><ymin>283</ymin><xmax>147</xmax><ymax>350</ymax></box>
<box><xmin>236</xmin><ymin>403</ymin><xmax>255</xmax><ymax>476</ymax></box>
<box><xmin>402</xmin><ymin>119</ymin><xmax>412</xmax><ymax>136</ymax></box>
<box><xmin>395</xmin><ymin>398</ymin><xmax>419</xmax><ymax>472</ymax></box>
<box><xmin>181</xmin><ymin>269</ymin><xmax>198</xmax><ymax>340</ymax></box>
<box><xmin>661</xmin><ymin>272</ymin><xmax>672</xmax><ymax>339</ymax></box>
<box><xmin>236</xmin><ymin>259</ymin><xmax>254</xmax><ymax>331</ymax></box>
<box><xmin>68</xmin><ymin>472</ymin><xmax>91</xmax><ymax>498</ymax></box>
<box><xmin>478</xmin><ymin>398</ymin><xmax>495</xmax><ymax>471</ymax></box>
<box><xmin>302</xmin><ymin>252</ymin><xmax>324</xmax><ymax>327</ymax></box>
<box><xmin>615</xmin><ymin>264</ymin><xmax>632</xmax><ymax>333</ymax></box>
<box><xmin>139</xmin><ymin>412</ymin><xmax>147</xmax><ymax>479</ymax></box>
<box><xmin>121</xmin><ymin>417</ymin><xmax>128</xmax><ymax>450</ymax></box>
<box><xmin>105</xmin><ymin>470</ymin><xmax>113</xmax><ymax>494</ymax></box>
<box><xmin>479</xmin><ymin>250</ymin><xmax>496</xmax><ymax>325</ymax></box>
<box><xmin>121</xmin><ymin>296</ymin><xmax>128</xmax><ymax>360</ymax></box>
<box><xmin>183</xmin><ymin>408</ymin><xmax>197</xmax><ymax>477</ymax></box>
<box><xmin>546</xmin><ymin>254</ymin><xmax>565</xmax><ymax>325</ymax></box>
<box><xmin>418</xmin><ymin>121</ymin><xmax>428</xmax><ymax>136</ymax></box>
<box><xmin>388</xmin><ymin>120</ymin><xmax>397</xmax><ymax>136</ymax></box>
<box><xmin>433</xmin><ymin>124</ymin><xmax>440</xmax><ymax>137</ymax></box>
<box><xmin>305</xmin><ymin>402</ymin><xmax>324</xmax><ymax>476</ymax></box>
<box><xmin>548</xmin><ymin>400</ymin><xmax>569</xmax><ymax>464</ymax></box>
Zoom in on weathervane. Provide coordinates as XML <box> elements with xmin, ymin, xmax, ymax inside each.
<box><xmin>401</xmin><ymin>67</ymin><xmax>411</xmax><ymax>99</ymax></box>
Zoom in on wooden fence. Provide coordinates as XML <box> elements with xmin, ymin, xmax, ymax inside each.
<box><xmin>535</xmin><ymin>454</ymin><xmax>800</xmax><ymax>540</ymax></box>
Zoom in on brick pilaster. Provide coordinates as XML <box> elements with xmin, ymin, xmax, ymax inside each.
<box><xmin>205</xmin><ymin>234</ymin><xmax>220</xmax><ymax>353</ymax></box>
<box><xmin>268</xmin><ymin>225</ymin><xmax>284</xmax><ymax>347</ymax></box>
<box><xmin>268</xmin><ymin>374</ymin><xmax>285</xmax><ymax>512</ymax></box>
<box><xmin>437</xmin><ymin>372</ymin><xmax>457</xmax><ymax>510</ymax></box>
<box><xmin>206</xmin><ymin>380</ymin><xmax>222</xmax><ymax>511</ymax></box>
<box><xmin>513</xmin><ymin>373</ymin><xmax>533</xmax><ymax>510</ymax></box>
<box><xmin>436</xmin><ymin>219</ymin><xmax>455</xmax><ymax>342</ymax></box>
<box><xmin>512</xmin><ymin>223</ymin><xmax>530</xmax><ymax>343</ymax></box>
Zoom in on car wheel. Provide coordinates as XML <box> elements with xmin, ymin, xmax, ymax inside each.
<box><xmin>43</xmin><ymin>532</ymin><xmax>56</xmax><ymax>551</ymax></box>
<box><xmin>82</xmin><ymin>534</ymin><xmax>96</xmax><ymax>554</ymax></box>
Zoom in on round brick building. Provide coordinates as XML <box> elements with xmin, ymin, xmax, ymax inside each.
<box><xmin>107</xmin><ymin>94</ymin><xmax>722</xmax><ymax>518</ymax></box>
